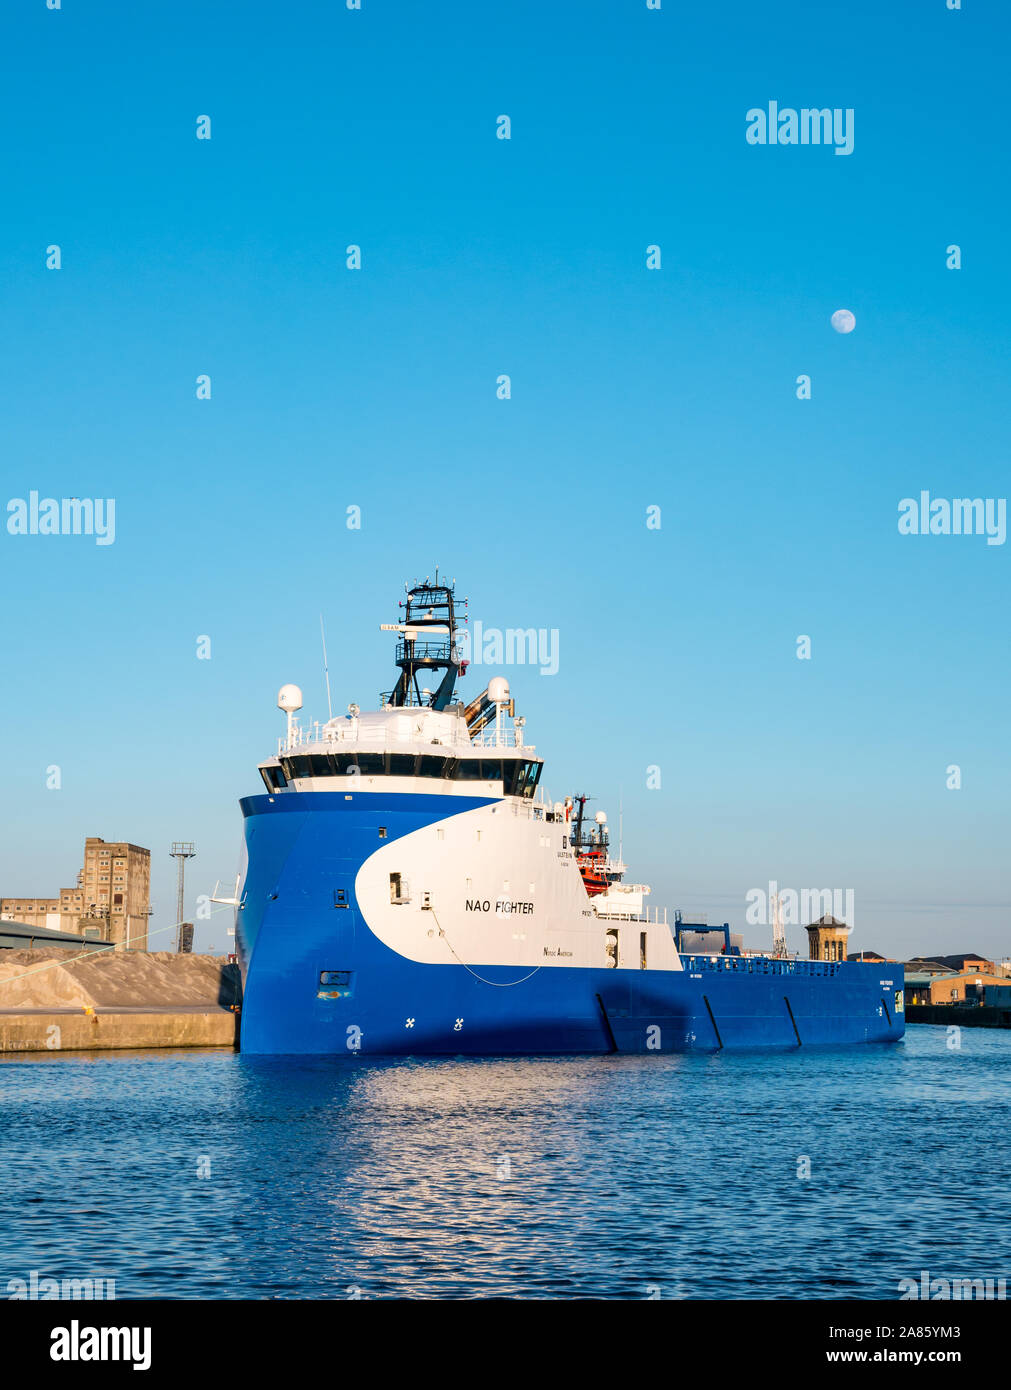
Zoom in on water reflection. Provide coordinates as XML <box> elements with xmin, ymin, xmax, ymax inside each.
<box><xmin>0</xmin><ymin>1029</ymin><xmax>1008</xmax><ymax>1298</ymax></box>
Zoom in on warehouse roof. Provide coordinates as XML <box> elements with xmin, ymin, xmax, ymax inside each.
<box><xmin>0</xmin><ymin>918</ymin><xmax>97</xmax><ymax>950</ymax></box>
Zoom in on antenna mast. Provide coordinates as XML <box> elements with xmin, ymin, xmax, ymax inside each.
<box><xmin>320</xmin><ymin>613</ymin><xmax>333</xmax><ymax>721</ymax></box>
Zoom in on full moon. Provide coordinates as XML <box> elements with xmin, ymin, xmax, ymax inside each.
<box><xmin>831</xmin><ymin>308</ymin><xmax>856</xmax><ymax>334</ymax></box>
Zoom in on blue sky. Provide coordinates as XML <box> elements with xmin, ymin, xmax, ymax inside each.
<box><xmin>1</xmin><ymin>0</ymin><xmax>1008</xmax><ymax>960</ymax></box>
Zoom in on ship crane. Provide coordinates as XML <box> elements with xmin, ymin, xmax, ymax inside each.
<box><xmin>771</xmin><ymin>890</ymin><xmax>788</xmax><ymax>958</ymax></box>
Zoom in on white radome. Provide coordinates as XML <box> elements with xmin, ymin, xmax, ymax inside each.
<box><xmin>277</xmin><ymin>683</ymin><xmax>303</xmax><ymax>713</ymax></box>
<box><xmin>487</xmin><ymin>675</ymin><xmax>511</xmax><ymax>704</ymax></box>
<box><xmin>831</xmin><ymin>308</ymin><xmax>856</xmax><ymax>334</ymax></box>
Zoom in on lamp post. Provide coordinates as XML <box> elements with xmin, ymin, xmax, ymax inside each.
<box><xmin>169</xmin><ymin>843</ymin><xmax>196</xmax><ymax>954</ymax></box>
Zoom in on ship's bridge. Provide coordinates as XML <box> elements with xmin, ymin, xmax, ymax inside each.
<box><xmin>259</xmin><ymin>699</ymin><xmax>543</xmax><ymax>800</ymax></box>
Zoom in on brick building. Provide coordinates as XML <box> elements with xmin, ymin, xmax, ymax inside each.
<box><xmin>929</xmin><ymin>970</ymin><xmax>1010</xmax><ymax>1005</ymax></box>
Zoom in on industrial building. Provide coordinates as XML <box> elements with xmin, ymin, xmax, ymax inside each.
<box><xmin>0</xmin><ymin>836</ymin><xmax>151</xmax><ymax>951</ymax></box>
<box><xmin>926</xmin><ymin>970</ymin><xmax>1010</xmax><ymax>1006</ymax></box>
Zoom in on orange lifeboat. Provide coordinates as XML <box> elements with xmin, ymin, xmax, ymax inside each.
<box><xmin>577</xmin><ymin>847</ymin><xmax>609</xmax><ymax>897</ymax></box>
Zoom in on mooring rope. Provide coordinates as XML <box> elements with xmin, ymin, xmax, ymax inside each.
<box><xmin>428</xmin><ymin>908</ymin><xmax>542</xmax><ymax>987</ymax></box>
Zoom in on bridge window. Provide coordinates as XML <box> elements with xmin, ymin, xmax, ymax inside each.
<box><xmin>502</xmin><ymin>759</ymin><xmax>543</xmax><ymax>798</ymax></box>
<box><xmin>417</xmin><ymin>756</ymin><xmax>451</xmax><ymax>777</ymax></box>
<box><xmin>502</xmin><ymin>761</ymin><xmax>523</xmax><ymax>795</ymax></box>
<box><xmin>506</xmin><ymin>767</ymin><xmax>545</xmax><ymax>800</ymax></box>
<box><xmin>281</xmin><ymin>755</ymin><xmax>312</xmax><ymax>779</ymax></box>
<box><xmin>277</xmin><ymin>750</ymin><xmax>543</xmax><ymax>790</ymax></box>
<box><xmin>457</xmin><ymin>758</ymin><xmax>497</xmax><ymax>781</ymax></box>
<box><xmin>351</xmin><ymin>753</ymin><xmax>386</xmax><ymax>776</ymax></box>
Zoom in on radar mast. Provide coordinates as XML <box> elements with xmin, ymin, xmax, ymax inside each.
<box><xmin>380</xmin><ymin>570</ymin><xmax>467</xmax><ymax>711</ymax></box>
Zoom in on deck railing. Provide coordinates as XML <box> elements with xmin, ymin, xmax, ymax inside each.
<box><xmin>595</xmin><ymin>905</ymin><xmax>669</xmax><ymax>925</ymax></box>
<box><xmin>278</xmin><ymin>716</ymin><xmax>532</xmax><ymax>756</ymax></box>
<box><xmin>469</xmin><ymin>725</ymin><xmax>530</xmax><ymax>749</ymax></box>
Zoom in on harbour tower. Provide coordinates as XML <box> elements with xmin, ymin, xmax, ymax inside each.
<box><xmin>805</xmin><ymin>914</ymin><xmax>852</xmax><ymax>963</ymax></box>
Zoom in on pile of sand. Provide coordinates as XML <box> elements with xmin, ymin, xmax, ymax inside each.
<box><xmin>0</xmin><ymin>949</ymin><xmax>241</xmax><ymax>1010</ymax></box>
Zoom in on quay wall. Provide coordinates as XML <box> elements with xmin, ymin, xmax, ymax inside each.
<box><xmin>0</xmin><ymin>1009</ymin><xmax>238</xmax><ymax>1054</ymax></box>
<box><xmin>0</xmin><ymin>948</ymin><xmax>241</xmax><ymax>1053</ymax></box>
<box><xmin>906</xmin><ymin>1004</ymin><xmax>1011</xmax><ymax>1029</ymax></box>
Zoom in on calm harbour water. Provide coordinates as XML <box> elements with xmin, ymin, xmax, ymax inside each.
<box><xmin>2</xmin><ymin>1024</ymin><xmax>1008</xmax><ymax>1300</ymax></box>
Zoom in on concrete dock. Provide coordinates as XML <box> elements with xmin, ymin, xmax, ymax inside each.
<box><xmin>0</xmin><ymin>948</ymin><xmax>240</xmax><ymax>1054</ymax></box>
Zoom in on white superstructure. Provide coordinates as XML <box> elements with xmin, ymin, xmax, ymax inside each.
<box><xmin>255</xmin><ymin>681</ymin><xmax>677</xmax><ymax>974</ymax></box>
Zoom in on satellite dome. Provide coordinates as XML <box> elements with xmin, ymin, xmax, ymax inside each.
<box><xmin>277</xmin><ymin>684</ymin><xmax>303</xmax><ymax>713</ymax></box>
<box><xmin>487</xmin><ymin>676</ymin><xmax>510</xmax><ymax>704</ymax></box>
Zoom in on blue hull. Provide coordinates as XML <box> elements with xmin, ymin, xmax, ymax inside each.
<box><xmin>236</xmin><ymin>792</ymin><xmax>905</xmax><ymax>1056</ymax></box>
